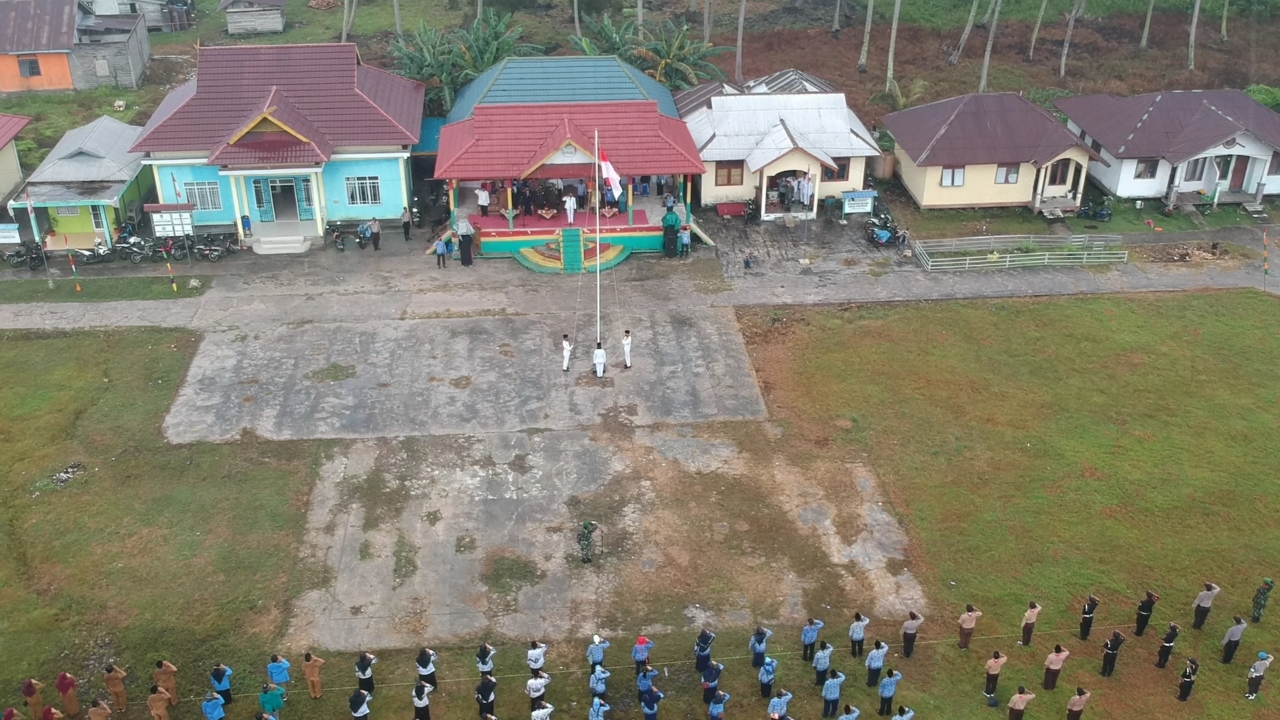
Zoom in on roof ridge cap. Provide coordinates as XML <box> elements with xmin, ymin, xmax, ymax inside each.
<box><xmin>916</xmin><ymin>95</ymin><xmax>969</xmax><ymax>165</ymax></box>
<box><xmin>352</xmin><ymin>86</ymin><xmax>415</xmax><ymax>143</ymax></box>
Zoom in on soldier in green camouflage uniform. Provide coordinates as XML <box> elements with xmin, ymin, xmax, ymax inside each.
<box><xmin>1254</xmin><ymin>579</ymin><xmax>1275</xmax><ymax>623</ymax></box>
<box><xmin>578</xmin><ymin>521</ymin><xmax>598</xmax><ymax>563</ymax></box>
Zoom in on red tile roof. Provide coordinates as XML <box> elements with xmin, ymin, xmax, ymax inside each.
<box><xmin>0</xmin><ymin>0</ymin><xmax>76</xmax><ymax>54</ymax></box>
<box><xmin>208</xmin><ymin>88</ymin><xmax>334</xmax><ymax>165</ymax></box>
<box><xmin>884</xmin><ymin>93</ymin><xmax>1097</xmax><ymax>168</ymax></box>
<box><xmin>132</xmin><ymin>44</ymin><xmax>425</xmax><ymax>160</ymax></box>
<box><xmin>0</xmin><ymin>112</ymin><xmax>33</xmax><ymax>148</ymax></box>
<box><xmin>1054</xmin><ymin>89</ymin><xmax>1280</xmax><ymax>164</ymax></box>
<box><xmin>435</xmin><ymin>101</ymin><xmax>705</xmax><ymax>180</ymax></box>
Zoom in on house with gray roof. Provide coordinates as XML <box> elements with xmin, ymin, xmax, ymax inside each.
<box><xmin>7</xmin><ymin>116</ymin><xmax>153</xmax><ymax>248</ymax></box>
<box><xmin>1055</xmin><ymin>89</ymin><xmax>1280</xmax><ymax>203</ymax></box>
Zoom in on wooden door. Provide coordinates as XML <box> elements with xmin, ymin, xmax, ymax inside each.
<box><xmin>1229</xmin><ymin>155</ymin><xmax>1249</xmax><ymax>191</ymax></box>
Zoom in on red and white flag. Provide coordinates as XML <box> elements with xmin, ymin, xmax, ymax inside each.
<box><xmin>599</xmin><ymin>149</ymin><xmax>623</xmax><ymax>197</ymax></box>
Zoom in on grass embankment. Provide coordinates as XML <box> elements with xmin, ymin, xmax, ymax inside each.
<box><xmin>0</xmin><ymin>329</ymin><xmax>322</xmax><ymax>706</ymax></box>
<box><xmin>0</xmin><ymin>277</ymin><xmax>211</xmax><ymax>303</ymax></box>
<box><xmin>740</xmin><ymin>291</ymin><xmax>1280</xmax><ymax>719</ymax></box>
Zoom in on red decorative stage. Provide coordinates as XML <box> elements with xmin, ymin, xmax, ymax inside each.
<box><xmin>468</xmin><ymin>209</ymin><xmax>652</xmax><ymax>234</ymax></box>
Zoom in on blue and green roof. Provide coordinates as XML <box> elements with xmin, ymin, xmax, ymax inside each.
<box><xmin>445</xmin><ymin>56</ymin><xmax>680</xmax><ymax>124</ymax></box>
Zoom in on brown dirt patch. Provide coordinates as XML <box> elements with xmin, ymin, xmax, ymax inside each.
<box><xmin>1131</xmin><ymin>242</ymin><xmax>1253</xmax><ymax>263</ymax></box>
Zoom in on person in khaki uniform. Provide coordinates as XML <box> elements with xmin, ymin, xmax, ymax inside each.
<box><xmin>55</xmin><ymin>674</ymin><xmax>79</xmax><ymax>718</ymax></box>
<box><xmin>43</xmin><ymin>705</ymin><xmax>65</xmax><ymax>720</ymax></box>
<box><xmin>22</xmin><ymin>679</ymin><xmax>45</xmax><ymax>720</ymax></box>
<box><xmin>103</xmin><ymin>667</ymin><xmax>128</xmax><ymax>712</ymax></box>
<box><xmin>146</xmin><ymin>687</ymin><xmax>171</xmax><ymax>720</ymax></box>
<box><xmin>153</xmin><ymin>663</ymin><xmax>178</xmax><ymax>706</ymax></box>
<box><xmin>5</xmin><ymin>708</ymin><xmax>25</xmax><ymax>720</ymax></box>
<box><xmin>303</xmin><ymin>654</ymin><xmax>325</xmax><ymax>699</ymax></box>
<box><xmin>86</xmin><ymin>700</ymin><xmax>111</xmax><ymax>720</ymax></box>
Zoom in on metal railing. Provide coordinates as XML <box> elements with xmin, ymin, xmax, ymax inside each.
<box><xmin>910</xmin><ymin>234</ymin><xmax>1127</xmax><ymax>271</ymax></box>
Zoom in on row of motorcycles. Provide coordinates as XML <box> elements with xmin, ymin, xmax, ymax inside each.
<box><xmin>1</xmin><ymin>224</ymin><xmax>240</xmax><ymax>271</ymax></box>
<box><xmin>863</xmin><ymin>205</ymin><xmax>910</xmax><ymax>247</ymax></box>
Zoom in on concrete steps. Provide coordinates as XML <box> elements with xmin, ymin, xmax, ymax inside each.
<box><xmin>251</xmin><ymin>236</ymin><xmax>313</xmax><ymax>255</ymax></box>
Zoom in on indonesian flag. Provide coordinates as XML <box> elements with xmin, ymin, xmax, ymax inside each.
<box><xmin>599</xmin><ymin>149</ymin><xmax>623</xmax><ymax>197</ymax></box>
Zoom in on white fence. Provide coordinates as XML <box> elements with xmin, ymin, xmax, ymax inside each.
<box><xmin>911</xmin><ymin>235</ymin><xmax>1127</xmax><ymax>272</ymax></box>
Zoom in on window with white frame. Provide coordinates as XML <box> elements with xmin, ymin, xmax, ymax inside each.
<box><xmin>55</xmin><ymin>206</ymin><xmax>82</xmax><ymax>216</ymax></box>
<box><xmin>184</xmin><ymin>181</ymin><xmax>223</xmax><ymax>211</ymax></box>
<box><xmin>300</xmin><ymin>178</ymin><xmax>314</xmax><ymax>207</ymax></box>
<box><xmin>940</xmin><ymin>167</ymin><xmax>965</xmax><ymax>187</ymax></box>
<box><xmin>1133</xmin><ymin>160</ymin><xmax>1159</xmax><ymax>180</ymax></box>
<box><xmin>345</xmin><ymin>176</ymin><xmax>382</xmax><ymax>205</ymax></box>
<box><xmin>1269</xmin><ymin>152</ymin><xmax>1280</xmax><ymax>176</ymax></box>
<box><xmin>1184</xmin><ymin>157</ymin><xmax>1208</xmax><ymax>182</ymax></box>
<box><xmin>994</xmin><ymin>164</ymin><xmax>1020</xmax><ymax>184</ymax></box>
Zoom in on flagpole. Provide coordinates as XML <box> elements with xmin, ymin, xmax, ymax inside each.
<box><xmin>595</xmin><ymin>129</ymin><xmax>601</xmax><ymax>345</ymax></box>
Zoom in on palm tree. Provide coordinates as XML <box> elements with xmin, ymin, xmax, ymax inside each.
<box><xmin>341</xmin><ymin>0</ymin><xmax>359</xmax><ymax>43</ymax></box>
<box><xmin>832</xmin><ymin>0</ymin><xmax>842</xmax><ymax>33</ymax></box>
<box><xmin>1220</xmin><ymin>0</ymin><xmax>1230</xmax><ymax>42</ymax></box>
<box><xmin>1026</xmin><ymin>0</ymin><xmax>1049</xmax><ymax>61</ymax></box>
<box><xmin>978</xmin><ymin>0</ymin><xmax>1003</xmax><ymax>92</ymax></box>
<box><xmin>573</xmin><ymin>0</ymin><xmax>581</xmax><ymax>37</ymax></box>
<box><xmin>569</xmin><ymin>13</ymin><xmax>640</xmax><ymax>61</ymax></box>
<box><xmin>637</xmin><ymin>0</ymin><xmax>643</xmax><ymax>27</ymax></box>
<box><xmin>885</xmin><ymin>0</ymin><xmax>902</xmax><ymax>94</ymax></box>
<box><xmin>1140</xmin><ymin>0</ymin><xmax>1155</xmax><ymax>49</ymax></box>
<box><xmin>1189</xmin><ymin>0</ymin><xmax>1202</xmax><ymax>69</ymax></box>
<box><xmin>734</xmin><ymin>0</ymin><xmax>747</xmax><ymax>82</ymax></box>
<box><xmin>857</xmin><ymin>0</ymin><xmax>874</xmax><ymax>72</ymax></box>
<box><xmin>704</xmin><ymin>0</ymin><xmax>715</xmax><ymax>44</ymax></box>
<box><xmin>393</xmin><ymin>0</ymin><xmax>402</xmax><ymax>34</ymax></box>
<box><xmin>1059</xmin><ymin>0</ymin><xmax>1083</xmax><ymax>77</ymax></box>
<box><xmin>477</xmin><ymin>0</ymin><xmax>483</xmax><ymax>19</ymax></box>
<box><xmin>631</xmin><ymin>20</ymin><xmax>730</xmax><ymax>90</ymax></box>
<box><xmin>949</xmin><ymin>0</ymin><xmax>982</xmax><ymax>65</ymax></box>
<box><xmin>978</xmin><ymin>0</ymin><xmax>996</xmax><ymax>27</ymax></box>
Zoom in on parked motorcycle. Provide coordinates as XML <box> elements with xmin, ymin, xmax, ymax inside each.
<box><xmin>115</xmin><ymin>234</ymin><xmax>150</xmax><ymax>259</ymax></box>
<box><xmin>744</xmin><ymin>197</ymin><xmax>760</xmax><ymax>225</ymax></box>
<box><xmin>146</xmin><ymin>236</ymin><xmax>189</xmax><ymax>262</ymax></box>
<box><xmin>192</xmin><ymin>237</ymin><xmax>224</xmax><ymax>262</ymax></box>
<box><xmin>865</xmin><ymin>220</ymin><xmax>909</xmax><ymax>247</ymax></box>
<box><xmin>23</xmin><ymin>241</ymin><xmax>47</xmax><ymax>271</ymax></box>
<box><xmin>68</xmin><ymin>238</ymin><xmax>116</xmax><ymax>265</ymax></box>
<box><xmin>126</xmin><ymin>238</ymin><xmax>155</xmax><ymax>264</ymax></box>
<box><xmin>1076</xmin><ymin>203</ymin><xmax>1113</xmax><ymax>222</ymax></box>
<box><xmin>327</xmin><ymin>221</ymin><xmax>358</xmax><ymax>251</ymax></box>
<box><xmin>411</xmin><ymin>197</ymin><xmax>423</xmax><ymax>227</ymax></box>
<box><xmin>1</xmin><ymin>245</ymin><xmax>28</xmax><ymax>268</ymax></box>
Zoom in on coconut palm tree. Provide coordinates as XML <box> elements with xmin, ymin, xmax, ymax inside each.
<box><xmin>393</xmin><ymin>0</ymin><xmax>402</xmax><ymax>34</ymax></box>
<box><xmin>949</xmin><ymin>0</ymin><xmax>982</xmax><ymax>65</ymax></box>
<box><xmin>1189</xmin><ymin>0</ymin><xmax>1202</xmax><ymax>69</ymax></box>
<box><xmin>704</xmin><ymin>0</ymin><xmax>716</xmax><ymax>44</ymax></box>
<box><xmin>341</xmin><ymin>0</ymin><xmax>359</xmax><ymax>43</ymax></box>
<box><xmin>1220</xmin><ymin>0</ymin><xmax>1230</xmax><ymax>42</ymax></box>
<box><xmin>1026</xmin><ymin>0</ymin><xmax>1049</xmax><ymax>60</ymax></box>
<box><xmin>477</xmin><ymin>0</ymin><xmax>483</xmax><ymax>19</ymax></box>
<box><xmin>1059</xmin><ymin>0</ymin><xmax>1084</xmax><ymax>77</ymax></box>
<box><xmin>734</xmin><ymin>0</ymin><xmax>747</xmax><ymax>83</ymax></box>
<box><xmin>885</xmin><ymin>0</ymin><xmax>902</xmax><ymax>94</ymax></box>
<box><xmin>832</xmin><ymin>0</ymin><xmax>842</xmax><ymax>33</ymax></box>
<box><xmin>632</xmin><ymin>20</ymin><xmax>730</xmax><ymax>90</ymax></box>
<box><xmin>857</xmin><ymin>0</ymin><xmax>874</xmax><ymax>72</ymax></box>
<box><xmin>978</xmin><ymin>0</ymin><xmax>997</xmax><ymax>27</ymax></box>
<box><xmin>1140</xmin><ymin>0</ymin><xmax>1155</xmax><ymax>48</ymax></box>
<box><xmin>978</xmin><ymin>0</ymin><xmax>1003</xmax><ymax>91</ymax></box>
<box><xmin>573</xmin><ymin>0</ymin><xmax>581</xmax><ymax>37</ymax></box>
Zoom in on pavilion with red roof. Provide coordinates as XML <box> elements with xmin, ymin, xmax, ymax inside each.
<box><xmin>434</xmin><ymin>56</ymin><xmax>704</xmax><ymax>272</ymax></box>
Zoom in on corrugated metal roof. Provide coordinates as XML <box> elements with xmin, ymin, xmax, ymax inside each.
<box><xmin>884</xmin><ymin>93</ymin><xmax>1096</xmax><ymax>168</ymax></box>
<box><xmin>1054</xmin><ymin>89</ymin><xmax>1280</xmax><ymax>162</ymax></box>
<box><xmin>28</xmin><ymin>116</ymin><xmax>144</xmax><ymax>184</ymax></box>
<box><xmin>217</xmin><ymin>0</ymin><xmax>286</xmax><ymax>10</ymax></box>
<box><xmin>435</xmin><ymin>100</ymin><xmax>704</xmax><ymax>180</ymax></box>
<box><xmin>132</xmin><ymin>44</ymin><xmax>425</xmax><ymax>156</ymax></box>
<box><xmin>742</xmin><ymin>69</ymin><xmax>836</xmax><ymax>95</ymax></box>
<box><xmin>673</xmin><ymin>81</ymin><xmax>741</xmax><ymax>118</ymax></box>
<box><xmin>445</xmin><ymin>56</ymin><xmax>681</xmax><ymax>124</ymax></box>
<box><xmin>743</xmin><ymin>120</ymin><xmax>836</xmax><ymax>173</ymax></box>
<box><xmin>23</xmin><ymin>179</ymin><xmax>129</xmax><ymax>204</ymax></box>
<box><xmin>688</xmin><ymin>93</ymin><xmax>879</xmax><ymax>165</ymax></box>
<box><xmin>0</xmin><ymin>113</ymin><xmax>33</xmax><ymax>148</ymax></box>
<box><xmin>0</xmin><ymin>0</ymin><xmax>77</xmax><ymax>54</ymax></box>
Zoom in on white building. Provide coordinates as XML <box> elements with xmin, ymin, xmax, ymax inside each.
<box><xmin>1055</xmin><ymin>90</ymin><xmax>1280</xmax><ymax>203</ymax></box>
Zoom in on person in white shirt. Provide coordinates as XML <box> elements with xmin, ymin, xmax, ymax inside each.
<box><xmin>527</xmin><ymin>642</ymin><xmax>548</xmax><ymax>670</ymax></box>
<box><xmin>525</xmin><ymin>672</ymin><xmax>551</xmax><ymax>711</ymax></box>
<box><xmin>593</xmin><ymin>342</ymin><xmax>607</xmax><ymax>378</ymax></box>
<box><xmin>412</xmin><ymin>681</ymin><xmax>434</xmax><ymax>720</ymax></box>
<box><xmin>476</xmin><ymin>186</ymin><xmax>491</xmax><ymax>217</ymax></box>
<box><xmin>563</xmin><ymin>192</ymin><xmax>577</xmax><ymax>224</ymax></box>
<box><xmin>622</xmin><ymin>330</ymin><xmax>632</xmax><ymax>369</ymax></box>
<box><xmin>530</xmin><ymin>701</ymin><xmax>554</xmax><ymax>720</ymax></box>
<box><xmin>348</xmin><ymin>689</ymin><xmax>371</xmax><ymax>720</ymax></box>
<box><xmin>476</xmin><ymin>644</ymin><xmax>496</xmax><ymax>675</ymax></box>
<box><xmin>562</xmin><ymin>335</ymin><xmax>573</xmax><ymax>372</ymax></box>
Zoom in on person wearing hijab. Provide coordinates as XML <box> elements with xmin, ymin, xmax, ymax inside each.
<box><xmin>22</xmin><ymin>679</ymin><xmax>44</xmax><ymax>720</ymax></box>
<box><xmin>640</xmin><ymin>688</ymin><xmax>663</xmax><ymax>720</ymax></box>
<box><xmin>694</xmin><ymin>629</ymin><xmax>716</xmax><ymax>672</ymax></box>
<box><xmin>416</xmin><ymin>649</ymin><xmax>438</xmax><ymax>688</ymax></box>
<box><xmin>42</xmin><ymin>706</ymin><xmax>64</xmax><ymax>720</ymax></box>
<box><xmin>588</xmin><ymin>697</ymin><xmax>609</xmax><ymax>720</ymax></box>
<box><xmin>1177</xmin><ymin>658</ymin><xmax>1199</xmax><ymax>701</ymax></box>
<box><xmin>200</xmin><ymin>694</ymin><xmax>224</xmax><ymax>720</ymax></box>
<box><xmin>589</xmin><ymin>665</ymin><xmax>611</xmax><ymax>698</ymax></box>
<box><xmin>210</xmin><ymin>665</ymin><xmax>233</xmax><ymax>704</ymax></box>
<box><xmin>749</xmin><ymin>627</ymin><xmax>773</xmax><ymax>668</ymax></box>
<box><xmin>474</xmin><ymin>674</ymin><xmax>497</xmax><ymax>716</ymax></box>
<box><xmin>347</xmin><ymin>689</ymin><xmax>371</xmax><ymax>720</ymax></box>
<box><xmin>146</xmin><ymin>687</ymin><xmax>171</xmax><ymax>720</ymax></box>
<box><xmin>3</xmin><ymin>707</ymin><xmax>23</xmax><ymax>720</ymax></box>
<box><xmin>476</xmin><ymin>644</ymin><xmax>496</xmax><ymax>676</ymax></box>
<box><xmin>411</xmin><ymin>681</ymin><xmax>433</xmax><ymax>720</ymax></box>
<box><xmin>354</xmin><ymin>653</ymin><xmax>377</xmax><ymax>696</ymax></box>
<box><xmin>54</xmin><ymin>674</ymin><xmax>78</xmax><ymax>718</ymax></box>
<box><xmin>103</xmin><ymin>667</ymin><xmax>127</xmax><ymax>712</ymax></box>
<box><xmin>302</xmin><ymin>654</ymin><xmax>325</xmax><ymax>700</ymax></box>
<box><xmin>152</xmin><ymin>663</ymin><xmax>178</xmax><ymax>707</ymax></box>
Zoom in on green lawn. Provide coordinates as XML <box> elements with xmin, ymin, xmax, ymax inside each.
<box><xmin>742</xmin><ymin>291</ymin><xmax>1280</xmax><ymax>719</ymax></box>
<box><xmin>0</xmin><ymin>86</ymin><xmax>171</xmax><ymax>172</ymax></box>
<box><xmin>0</xmin><ymin>276</ymin><xmax>211</xmax><ymax>303</ymax></box>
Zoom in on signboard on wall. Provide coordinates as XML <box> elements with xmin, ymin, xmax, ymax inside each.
<box><xmin>0</xmin><ymin>223</ymin><xmax>20</xmax><ymax>243</ymax></box>
<box><xmin>151</xmin><ymin>212</ymin><xmax>194</xmax><ymax>237</ymax></box>
<box><xmin>842</xmin><ymin>190</ymin><xmax>878</xmax><ymax>214</ymax></box>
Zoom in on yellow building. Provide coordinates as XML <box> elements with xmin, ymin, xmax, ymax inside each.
<box><xmin>0</xmin><ymin>113</ymin><xmax>32</xmax><ymax>215</ymax></box>
<box><xmin>883</xmin><ymin>93</ymin><xmax>1101</xmax><ymax>213</ymax></box>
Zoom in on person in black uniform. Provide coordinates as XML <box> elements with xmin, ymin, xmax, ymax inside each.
<box><xmin>1135</xmin><ymin>591</ymin><xmax>1159</xmax><ymax>636</ymax></box>
<box><xmin>1079</xmin><ymin>595</ymin><xmax>1099</xmax><ymax>641</ymax></box>
<box><xmin>474</xmin><ymin>674</ymin><xmax>496</xmax><ymax>716</ymax></box>
<box><xmin>1156</xmin><ymin>623</ymin><xmax>1180</xmax><ymax>668</ymax></box>
<box><xmin>1177</xmin><ymin>658</ymin><xmax>1198</xmax><ymax>701</ymax></box>
<box><xmin>1100</xmin><ymin>631</ymin><xmax>1125</xmax><ymax>677</ymax></box>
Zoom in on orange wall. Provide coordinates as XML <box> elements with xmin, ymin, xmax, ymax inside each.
<box><xmin>0</xmin><ymin>53</ymin><xmax>73</xmax><ymax>92</ymax></box>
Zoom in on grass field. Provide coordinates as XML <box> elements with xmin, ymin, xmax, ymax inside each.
<box><xmin>0</xmin><ymin>277</ymin><xmax>211</xmax><ymax>304</ymax></box>
<box><xmin>739</xmin><ymin>290</ymin><xmax>1280</xmax><ymax>719</ymax></box>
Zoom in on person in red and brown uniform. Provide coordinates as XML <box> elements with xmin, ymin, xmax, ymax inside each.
<box><xmin>1065</xmin><ymin>687</ymin><xmax>1091</xmax><ymax>719</ymax></box>
<box><xmin>958</xmin><ymin>605</ymin><xmax>982</xmax><ymax>651</ymax></box>
<box><xmin>983</xmin><ymin>651</ymin><xmax>1007</xmax><ymax>698</ymax></box>
<box><xmin>1006</xmin><ymin>687</ymin><xmax>1034</xmax><ymax>720</ymax></box>
<box><xmin>1043</xmin><ymin>645</ymin><xmax>1070</xmax><ymax>690</ymax></box>
<box><xmin>1018</xmin><ymin>602</ymin><xmax>1042</xmax><ymax>646</ymax></box>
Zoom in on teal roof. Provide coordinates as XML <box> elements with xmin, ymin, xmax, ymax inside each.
<box><xmin>445</xmin><ymin>56</ymin><xmax>680</xmax><ymax>124</ymax></box>
<box><xmin>412</xmin><ymin>117</ymin><xmax>446</xmax><ymax>154</ymax></box>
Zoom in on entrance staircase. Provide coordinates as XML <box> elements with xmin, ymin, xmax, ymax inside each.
<box><xmin>251</xmin><ymin>236</ymin><xmax>312</xmax><ymax>254</ymax></box>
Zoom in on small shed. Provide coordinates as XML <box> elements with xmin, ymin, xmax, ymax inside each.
<box><xmin>219</xmin><ymin>0</ymin><xmax>285</xmax><ymax>35</ymax></box>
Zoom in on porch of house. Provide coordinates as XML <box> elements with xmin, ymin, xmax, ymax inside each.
<box><xmin>1175</xmin><ymin>190</ymin><xmax>1259</xmax><ymax>206</ymax></box>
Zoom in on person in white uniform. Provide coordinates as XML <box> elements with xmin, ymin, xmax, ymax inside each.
<box><xmin>562</xmin><ymin>334</ymin><xmax>573</xmax><ymax>372</ymax></box>
<box><xmin>563</xmin><ymin>192</ymin><xmax>577</xmax><ymax>224</ymax></box>
<box><xmin>622</xmin><ymin>330</ymin><xmax>632</xmax><ymax>368</ymax></box>
<box><xmin>593</xmin><ymin>342</ymin><xmax>607</xmax><ymax>377</ymax></box>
